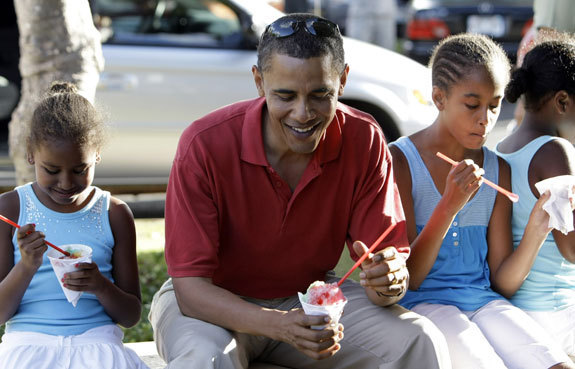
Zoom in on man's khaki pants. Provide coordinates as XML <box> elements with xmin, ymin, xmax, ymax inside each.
<box><xmin>149</xmin><ymin>277</ymin><xmax>451</xmax><ymax>369</ymax></box>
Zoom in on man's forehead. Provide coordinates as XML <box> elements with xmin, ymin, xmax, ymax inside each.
<box><xmin>265</xmin><ymin>53</ymin><xmax>335</xmax><ymax>72</ymax></box>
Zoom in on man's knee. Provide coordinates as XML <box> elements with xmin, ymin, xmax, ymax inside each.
<box><xmin>156</xmin><ymin>317</ymin><xmax>242</xmax><ymax>368</ymax></box>
<box><xmin>166</xmin><ymin>340</ymin><xmax>239</xmax><ymax>369</ymax></box>
<box><xmin>149</xmin><ymin>282</ymin><xmax>243</xmax><ymax>368</ymax></box>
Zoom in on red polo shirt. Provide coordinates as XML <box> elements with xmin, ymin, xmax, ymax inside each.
<box><xmin>165</xmin><ymin>97</ymin><xmax>408</xmax><ymax>299</ymax></box>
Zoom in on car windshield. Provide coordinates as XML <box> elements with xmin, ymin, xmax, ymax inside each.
<box><xmin>92</xmin><ymin>0</ymin><xmax>243</xmax><ymax>47</ymax></box>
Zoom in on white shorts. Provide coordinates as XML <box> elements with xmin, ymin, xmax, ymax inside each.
<box><xmin>412</xmin><ymin>299</ymin><xmax>571</xmax><ymax>369</ymax></box>
<box><xmin>0</xmin><ymin>325</ymin><xmax>149</xmax><ymax>369</ymax></box>
<box><xmin>526</xmin><ymin>305</ymin><xmax>575</xmax><ymax>357</ymax></box>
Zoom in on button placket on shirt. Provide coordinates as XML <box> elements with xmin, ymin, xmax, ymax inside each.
<box><xmin>451</xmin><ymin>218</ymin><xmax>460</xmax><ymax>247</ymax></box>
<box><xmin>266</xmin><ymin>166</ymin><xmax>290</xmax><ymax>232</ymax></box>
<box><xmin>267</xmin><ymin>166</ymin><xmax>291</xmax><ymax>199</ymax></box>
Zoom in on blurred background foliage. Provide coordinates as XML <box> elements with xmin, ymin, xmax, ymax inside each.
<box><xmin>123</xmin><ymin>249</ymin><xmax>167</xmax><ymax>342</ymax></box>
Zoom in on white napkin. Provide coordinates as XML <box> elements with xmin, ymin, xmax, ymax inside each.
<box><xmin>535</xmin><ymin>175</ymin><xmax>575</xmax><ymax>235</ymax></box>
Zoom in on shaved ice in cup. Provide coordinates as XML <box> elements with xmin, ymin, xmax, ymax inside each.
<box><xmin>47</xmin><ymin>244</ymin><xmax>92</xmax><ymax>307</ymax></box>
<box><xmin>298</xmin><ymin>281</ymin><xmax>347</xmax><ymax>330</ymax></box>
<box><xmin>306</xmin><ymin>281</ymin><xmax>346</xmax><ymax>305</ymax></box>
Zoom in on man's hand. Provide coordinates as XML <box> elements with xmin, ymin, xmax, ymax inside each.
<box><xmin>173</xmin><ymin>277</ymin><xmax>344</xmax><ymax>361</ymax></box>
<box><xmin>353</xmin><ymin>241</ymin><xmax>408</xmax><ymax>303</ymax></box>
<box><xmin>274</xmin><ymin>308</ymin><xmax>344</xmax><ymax>360</ymax></box>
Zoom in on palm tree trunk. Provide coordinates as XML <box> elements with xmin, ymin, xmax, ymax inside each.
<box><xmin>10</xmin><ymin>0</ymin><xmax>103</xmax><ymax>185</ymax></box>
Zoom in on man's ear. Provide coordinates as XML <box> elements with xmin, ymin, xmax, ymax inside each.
<box><xmin>95</xmin><ymin>152</ymin><xmax>101</xmax><ymax>164</ymax></box>
<box><xmin>252</xmin><ymin>65</ymin><xmax>265</xmax><ymax>97</ymax></box>
<box><xmin>432</xmin><ymin>86</ymin><xmax>446</xmax><ymax>111</ymax></box>
<box><xmin>338</xmin><ymin>64</ymin><xmax>350</xmax><ymax>96</ymax></box>
<box><xmin>27</xmin><ymin>153</ymin><xmax>34</xmax><ymax>165</ymax></box>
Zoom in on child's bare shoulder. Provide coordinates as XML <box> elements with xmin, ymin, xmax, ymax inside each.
<box><xmin>0</xmin><ymin>190</ymin><xmax>20</xmax><ymax>221</ymax></box>
<box><xmin>108</xmin><ymin>196</ymin><xmax>134</xmax><ymax>221</ymax></box>
<box><xmin>534</xmin><ymin>138</ymin><xmax>575</xmax><ymax>175</ymax></box>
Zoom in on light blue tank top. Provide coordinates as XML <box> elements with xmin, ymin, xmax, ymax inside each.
<box><xmin>391</xmin><ymin>137</ymin><xmax>503</xmax><ymax>311</ymax></box>
<box><xmin>6</xmin><ymin>183</ymin><xmax>115</xmax><ymax>335</ymax></box>
<box><xmin>496</xmin><ymin>136</ymin><xmax>575</xmax><ymax>311</ymax></box>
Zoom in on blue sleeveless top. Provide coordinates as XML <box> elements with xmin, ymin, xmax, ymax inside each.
<box><xmin>391</xmin><ymin>137</ymin><xmax>504</xmax><ymax>311</ymax></box>
<box><xmin>6</xmin><ymin>183</ymin><xmax>115</xmax><ymax>335</ymax></box>
<box><xmin>496</xmin><ymin>136</ymin><xmax>575</xmax><ymax>311</ymax></box>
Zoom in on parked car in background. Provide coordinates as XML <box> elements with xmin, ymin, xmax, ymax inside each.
<box><xmin>0</xmin><ymin>0</ymin><xmax>436</xmax><ymax>194</ymax></box>
<box><xmin>306</xmin><ymin>0</ymin><xmax>410</xmax><ymax>38</ymax></box>
<box><xmin>403</xmin><ymin>0</ymin><xmax>533</xmax><ymax>65</ymax></box>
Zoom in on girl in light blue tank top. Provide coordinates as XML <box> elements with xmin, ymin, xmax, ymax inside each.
<box><xmin>496</xmin><ymin>39</ymin><xmax>575</xmax><ymax>358</ymax></box>
<box><xmin>0</xmin><ymin>82</ymin><xmax>148</xmax><ymax>369</ymax></box>
<box><xmin>390</xmin><ymin>34</ymin><xmax>570</xmax><ymax>369</ymax></box>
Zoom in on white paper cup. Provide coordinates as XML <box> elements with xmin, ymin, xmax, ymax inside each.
<box><xmin>47</xmin><ymin>244</ymin><xmax>92</xmax><ymax>307</ymax></box>
<box><xmin>298</xmin><ymin>292</ymin><xmax>347</xmax><ymax>330</ymax></box>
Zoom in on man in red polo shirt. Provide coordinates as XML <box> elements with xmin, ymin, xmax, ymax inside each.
<box><xmin>149</xmin><ymin>13</ymin><xmax>450</xmax><ymax>369</ymax></box>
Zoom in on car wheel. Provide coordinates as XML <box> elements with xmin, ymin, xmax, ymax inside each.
<box><xmin>340</xmin><ymin>99</ymin><xmax>400</xmax><ymax>143</ymax></box>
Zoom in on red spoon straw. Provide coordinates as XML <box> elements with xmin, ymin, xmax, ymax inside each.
<box><xmin>337</xmin><ymin>222</ymin><xmax>397</xmax><ymax>287</ymax></box>
<box><xmin>436</xmin><ymin>152</ymin><xmax>519</xmax><ymax>203</ymax></box>
<box><xmin>0</xmin><ymin>214</ymin><xmax>70</xmax><ymax>256</ymax></box>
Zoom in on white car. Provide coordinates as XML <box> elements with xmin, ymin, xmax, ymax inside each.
<box><xmin>90</xmin><ymin>0</ymin><xmax>436</xmax><ymax>193</ymax></box>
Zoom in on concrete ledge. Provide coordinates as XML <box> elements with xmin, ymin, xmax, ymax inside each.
<box><xmin>125</xmin><ymin>341</ymin><xmax>165</xmax><ymax>369</ymax></box>
<box><xmin>124</xmin><ymin>341</ymin><xmax>292</xmax><ymax>368</ymax></box>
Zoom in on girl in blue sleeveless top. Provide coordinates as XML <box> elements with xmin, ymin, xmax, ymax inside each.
<box><xmin>496</xmin><ymin>38</ymin><xmax>575</xmax><ymax>358</ymax></box>
<box><xmin>0</xmin><ymin>82</ymin><xmax>148</xmax><ymax>369</ymax></box>
<box><xmin>390</xmin><ymin>34</ymin><xmax>572</xmax><ymax>369</ymax></box>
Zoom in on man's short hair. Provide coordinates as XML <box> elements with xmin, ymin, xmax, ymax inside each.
<box><xmin>257</xmin><ymin>13</ymin><xmax>345</xmax><ymax>74</ymax></box>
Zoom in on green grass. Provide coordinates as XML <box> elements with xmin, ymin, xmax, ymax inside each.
<box><xmin>124</xmin><ymin>249</ymin><xmax>167</xmax><ymax>342</ymax></box>
<box><xmin>135</xmin><ymin>218</ymin><xmax>165</xmax><ymax>253</ymax></box>
<box><xmin>125</xmin><ymin>218</ymin><xmax>168</xmax><ymax>342</ymax></box>
<box><xmin>333</xmin><ymin>249</ymin><xmax>361</xmax><ymax>282</ymax></box>
<box><xmin>0</xmin><ymin>218</ymin><xmax>358</xmax><ymax>342</ymax></box>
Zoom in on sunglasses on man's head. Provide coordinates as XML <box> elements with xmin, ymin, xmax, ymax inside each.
<box><xmin>264</xmin><ymin>17</ymin><xmax>341</xmax><ymax>39</ymax></box>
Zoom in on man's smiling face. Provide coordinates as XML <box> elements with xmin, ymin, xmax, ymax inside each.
<box><xmin>254</xmin><ymin>53</ymin><xmax>347</xmax><ymax>155</ymax></box>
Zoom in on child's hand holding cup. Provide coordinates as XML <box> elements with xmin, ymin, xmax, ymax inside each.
<box><xmin>47</xmin><ymin>244</ymin><xmax>92</xmax><ymax>307</ymax></box>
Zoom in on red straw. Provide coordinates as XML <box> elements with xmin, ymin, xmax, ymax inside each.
<box><xmin>337</xmin><ymin>222</ymin><xmax>397</xmax><ymax>286</ymax></box>
<box><xmin>436</xmin><ymin>152</ymin><xmax>519</xmax><ymax>203</ymax></box>
<box><xmin>0</xmin><ymin>214</ymin><xmax>70</xmax><ymax>256</ymax></box>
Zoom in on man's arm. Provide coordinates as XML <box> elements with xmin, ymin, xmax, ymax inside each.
<box><xmin>172</xmin><ymin>276</ymin><xmax>343</xmax><ymax>360</ymax></box>
<box><xmin>346</xmin><ymin>131</ymin><xmax>410</xmax><ymax>306</ymax></box>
